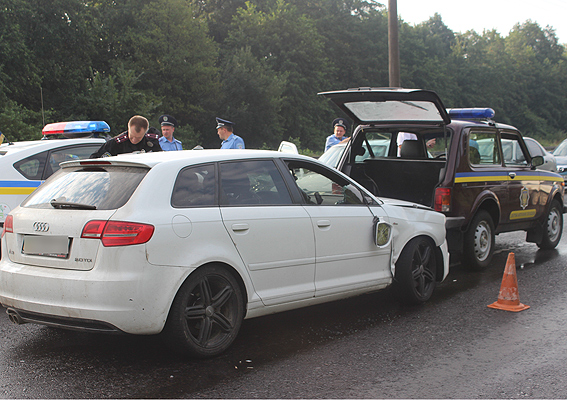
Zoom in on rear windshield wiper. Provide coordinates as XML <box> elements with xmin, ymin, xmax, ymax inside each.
<box><xmin>50</xmin><ymin>199</ymin><xmax>97</xmax><ymax>210</ymax></box>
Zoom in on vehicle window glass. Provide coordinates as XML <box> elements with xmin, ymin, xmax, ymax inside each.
<box><xmin>502</xmin><ymin>137</ymin><xmax>528</xmax><ymax>166</ymax></box>
<box><xmin>471</xmin><ymin>132</ymin><xmax>501</xmax><ymax>165</ymax></box>
<box><xmin>356</xmin><ymin>131</ymin><xmax>391</xmax><ymax>161</ymax></box>
<box><xmin>14</xmin><ymin>151</ymin><xmax>48</xmax><ymax>180</ymax></box>
<box><xmin>172</xmin><ymin>164</ymin><xmax>216</xmax><ymax>207</ymax></box>
<box><xmin>220</xmin><ymin>160</ymin><xmax>292</xmax><ymax>206</ymax></box>
<box><xmin>525</xmin><ymin>140</ymin><xmax>543</xmax><ymax>157</ymax></box>
<box><xmin>553</xmin><ymin>141</ymin><xmax>567</xmax><ymax>157</ymax></box>
<box><xmin>21</xmin><ymin>166</ymin><xmax>148</xmax><ymax>210</ymax></box>
<box><xmin>287</xmin><ymin>161</ymin><xmax>365</xmax><ymax>205</ymax></box>
<box><xmin>45</xmin><ymin>145</ymin><xmax>103</xmax><ymax>179</ymax></box>
<box><xmin>319</xmin><ymin>144</ymin><xmax>345</xmax><ymax>168</ymax></box>
<box><xmin>424</xmin><ymin>130</ymin><xmax>452</xmax><ymax>159</ymax></box>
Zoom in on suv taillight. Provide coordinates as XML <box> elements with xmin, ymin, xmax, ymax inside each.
<box><xmin>81</xmin><ymin>220</ymin><xmax>154</xmax><ymax>247</ymax></box>
<box><xmin>2</xmin><ymin>215</ymin><xmax>13</xmax><ymax>238</ymax></box>
<box><xmin>434</xmin><ymin>188</ymin><xmax>451</xmax><ymax>212</ymax></box>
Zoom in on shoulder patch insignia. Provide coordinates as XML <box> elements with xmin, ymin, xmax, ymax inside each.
<box><xmin>146</xmin><ymin>132</ymin><xmax>159</xmax><ymax>140</ymax></box>
<box><xmin>115</xmin><ymin>132</ymin><xmax>128</xmax><ymax>143</ymax></box>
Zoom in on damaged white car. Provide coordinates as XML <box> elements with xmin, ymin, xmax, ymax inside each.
<box><xmin>0</xmin><ymin>150</ymin><xmax>448</xmax><ymax>357</ymax></box>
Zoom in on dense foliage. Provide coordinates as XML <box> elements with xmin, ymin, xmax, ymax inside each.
<box><xmin>1</xmin><ymin>0</ymin><xmax>566</xmax><ymax>153</ymax></box>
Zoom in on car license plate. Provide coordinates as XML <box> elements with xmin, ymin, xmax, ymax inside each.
<box><xmin>22</xmin><ymin>235</ymin><xmax>69</xmax><ymax>257</ymax></box>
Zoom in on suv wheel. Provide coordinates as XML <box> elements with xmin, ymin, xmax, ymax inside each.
<box><xmin>394</xmin><ymin>236</ymin><xmax>437</xmax><ymax>304</ymax></box>
<box><xmin>464</xmin><ymin>210</ymin><xmax>495</xmax><ymax>270</ymax></box>
<box><xmin>538</xmin><ymin>199</ymin><xmax>563</xmax><ymax>249</ymax></box>
<box><xmin>163</xmin><ymin>265</ymin><xmax>244</xmax><ymax>358</ymax></box>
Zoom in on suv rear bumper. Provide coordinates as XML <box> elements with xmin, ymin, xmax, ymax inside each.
<box><xmin>445</xmin><ymin>216</ymin><xmax>465</xmax><ymax>230</ymax></box>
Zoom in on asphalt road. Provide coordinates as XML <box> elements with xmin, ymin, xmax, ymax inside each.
<box><xmin>1</xmin><ymin>229</ymin><xmax>567</xmax><ymax>399</ymax></box>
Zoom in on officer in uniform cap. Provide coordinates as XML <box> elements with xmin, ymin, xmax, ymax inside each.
<box><xmin>216</xmin><ymin>117</ymin><xmax>245</xmax><ymax>149</ymax></box>
<box><xmin>90</xmin><ymin>115</ymin><xmax>162</xmax><ymax>158</ymax></box>
<box><xmin>158</xmin><ymin>114</ymin><xmax>182</xmax><ymax>151</ymax></box>
<box><xmin>324</xmin><ymin>118</ymin><xmax>350</xmax><ymax>151</ymax></box>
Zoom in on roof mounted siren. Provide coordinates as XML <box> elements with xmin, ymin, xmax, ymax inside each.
<box><xmin>447</xmin><ymin>108</ymin><xmax>495</xmax><ymax>123</ymax></box>
<box><xmin>42</xmin><ymin>121</ymin><xmax>111</xmax><ymax>139</ymax></box>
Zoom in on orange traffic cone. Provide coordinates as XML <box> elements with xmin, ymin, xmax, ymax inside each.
<box><xmin>487</xmin><ymin>252</ymin><xmax>530</xmax><ymax>312</ymax></box>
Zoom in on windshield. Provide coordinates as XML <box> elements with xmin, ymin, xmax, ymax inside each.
<box><xmin>22</xmin><ymin>166</ymin><xmax>148</xmax><ymax>210</ymax></box>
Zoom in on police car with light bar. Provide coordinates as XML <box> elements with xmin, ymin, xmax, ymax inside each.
<box><xmin>319</xmin><ymin>87</ymin><xmax>564</xmax><ymax>270</ymax></box>
<box><xmin>0</xmin><ymin>121</ymin><xmax>109</xmax><ymax>227</ymax></box>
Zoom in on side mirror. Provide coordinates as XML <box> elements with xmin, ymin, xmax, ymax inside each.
<box><xmin>373</xmin><ymin>220</ymin><xmax>393</xmax><ymax>248</ymax></box>
<box><xmin>531</xmin><ymin>155</ymin><xmax>544</xmax><ymax>169</ymax></box>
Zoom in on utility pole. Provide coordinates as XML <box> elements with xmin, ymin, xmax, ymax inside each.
<box><xmin>388</xmin><ymin>0</ymin><xmax>401</xmax><ymax>87</ymax></box>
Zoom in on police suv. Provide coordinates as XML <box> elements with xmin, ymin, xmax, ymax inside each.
<box><xmin>320</xmin><ymin>87</ymin><xmax>565</xmax><ymax>270</ymax></box>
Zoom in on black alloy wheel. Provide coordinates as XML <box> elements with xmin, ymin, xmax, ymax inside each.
<box><xmin>163</xmin><ymin>265</ymin><xmax>244</xmax><ymax>358</ymax></box>
<box><xmin>395</xmin><ymin>236</ymin><xmax>437</xmax><ymax>304</ymax></box>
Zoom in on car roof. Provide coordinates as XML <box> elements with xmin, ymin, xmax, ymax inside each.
<box><xmin>0</xmin><ymin>138</ymin><xmax>107</xmax><ymax>157</ymax></box>
<box><xmin>62</xmin><ymin>149</ymin><xmax>316</xmax><ymax>170</ymax></box>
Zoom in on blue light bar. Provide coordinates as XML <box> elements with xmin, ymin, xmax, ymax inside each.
<box><xmin>42</xmin><ymin>121</ymin><xmax>111</xmax><ymax>136</ymax></box>
<box><xmin>447</xmin><ymin>108</ymin><xmax>495</xmax><ymax>120</ymax></box>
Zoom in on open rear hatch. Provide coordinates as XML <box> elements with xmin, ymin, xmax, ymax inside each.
<box><xmin>318</xmin><ymin>87</ymin><xmax>451</xmax><ymax>126</ymax></box>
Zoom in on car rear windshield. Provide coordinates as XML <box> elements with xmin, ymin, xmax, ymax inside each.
<box><xmin>21</xmin><ymin>166</ymin><xmax>149</xmax><ymax>210</ymax></box>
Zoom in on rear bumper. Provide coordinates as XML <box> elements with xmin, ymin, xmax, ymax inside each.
<box><xmin>0</xmin><ymin>252</ymin><xmax>191</xmax><ymax>335</ymax></box>
<box><xmin>5</xmin><ymin>307</ymin><xmax>121</xmax><ymax>333</ymax></box>
<box><xmin>445</xmin><ymin>217</ymin><xmax>465</xmax><ymax>256</ymax></box>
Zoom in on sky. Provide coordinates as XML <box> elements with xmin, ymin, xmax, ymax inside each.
<box><xmin>395</xmin><ymin>0</ymin><xmax>567</xmax><ymax>44</ymax></box>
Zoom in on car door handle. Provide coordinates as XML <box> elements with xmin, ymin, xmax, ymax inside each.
<box><xmin>231</xmin><ymin>223</ymin><xmax>249</xmax><ymax>232</ymax></box>
<box><xmin>509</xmin><ymin>172</ymin><xmax>516</xmax><ymax>179</ymax></box>
<box><xmin>316</xmin><ymin>220</ymin><xmax>331</xmax><ymax>228</ymax></box>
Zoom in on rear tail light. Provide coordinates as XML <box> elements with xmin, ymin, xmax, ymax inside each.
<box><xmin>81</xmin><ymin>220</ymin><xmax>154</xmax><ymax>247</ymax></box>
<box><xmin>2</xmin><ymin>215</ymin><xmax>13</xmax><ymax>238</ymax></box>
<box><xmin>434</xmin><ymin>187</ymin><xmax>451</xmax><ymax>212</ymax></box>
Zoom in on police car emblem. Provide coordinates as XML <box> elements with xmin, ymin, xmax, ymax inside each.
<box><xmin>519</xmin><ymin>186</ymin><xmax>529</xmax><ymax>209</ymax></box>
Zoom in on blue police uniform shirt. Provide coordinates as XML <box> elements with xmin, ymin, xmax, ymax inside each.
<box><xmin>221</xmin><ymin>133</ymin><xmax>245</xmax><ymax>149</ymax></box>
<box><xmin>159</xmin><ymin>136</ymin><xmax>183</xmax><ymax>151</ymax></box>
<box><xmin>325</xmin><ymin>134</ymin><xmax>348</xmax><ymax>151</ymax></box>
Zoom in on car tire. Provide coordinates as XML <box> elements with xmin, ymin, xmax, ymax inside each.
<box><xmin>394</xmin><ymin>236</ymin><xmax>437</xmax><ymax>304</ymax></box>
<box><xmin>162</xmin><ymin>265</ymin><xmax>244</xmax><ymax>358</ymax></box>
<box><xmin>538</xmin><ymin>199</ymin><xmax>563</xmax><ymax>249</ymax></box>
<box><xmin>463</xmin><ymin>210</ymin><xmax>495</xmax><ymax>270</ymax></box>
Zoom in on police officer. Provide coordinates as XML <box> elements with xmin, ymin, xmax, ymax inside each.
<box><xmin>325</xmin><ymin>118</ymin><xmax>349</xmax><ymax>152</ymax></box>
<box><xmin>158</xmin><ymin>114</ymin><xmax>182</xmax><ymax>151</ymax></box>
<box><xmin>216</xmin><ymin>117</ymin><xmax>245</xmax><ymax>149</ymax></box>
<box><xmin>90</xmin><ymin>115</ymin><xmax>162</xmax><ymax>158</ymax></box>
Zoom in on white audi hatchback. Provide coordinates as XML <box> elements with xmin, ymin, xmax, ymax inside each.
<box><xmin>0</xmin><ymin>150</ymin><xmax>449</xmax><ymax>357</ymax></box>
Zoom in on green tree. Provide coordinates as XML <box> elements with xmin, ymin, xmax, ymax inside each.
<box><xmin>217</xmin><ymin>47</ymin><xmax>287</xmax><ymax>148</ymax></box>
<box><xmin>224</xmin><ymin>0</ymin><xmax>333</xmax><ymax>149</ymax></box>
<box><xmin>504</xmin><ymin>21</ymin><xmax>566</xmax><ymax>137</ymax></box>
<box><xmin>94</xmin><ymin>0</ymin><xmax>221</xmax><ymax>143</ymax></box>
<box><xmin>0</xmin><ymin>99</ymin><xmax>52</xmax><ymax>141</ymax></box>
<box><xmin>73</xmin><ymin>65</ymin><xmax>162</xmax><ymax>133</ymax></box>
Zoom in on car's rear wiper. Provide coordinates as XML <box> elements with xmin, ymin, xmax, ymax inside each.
<box><xmin>50</xmin><ymin>199</ymin><xmax>97</xmax><ymax>210</ymax></box>
<box><xmin>399</xmin><ymin>100</ymin><xmax>428</xmax><ymax>111</ymax></box>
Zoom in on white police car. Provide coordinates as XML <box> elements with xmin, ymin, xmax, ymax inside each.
<box><xmin>0</xmin><ymin>149</ymin><xmax>448</xmax><ymax>358</ymax></box>
<box><xmin>0</xmin><ymin>121</ymin><xmax>108</xmax><ymax>227</ymax></box>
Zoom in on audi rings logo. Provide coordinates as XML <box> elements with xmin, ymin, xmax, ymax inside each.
<box><xmin>33</xmin><ymin>222</ymin><xmax>50</xmax><ymax>232</ymax></box>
